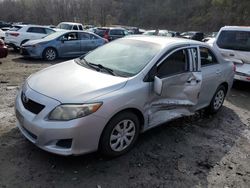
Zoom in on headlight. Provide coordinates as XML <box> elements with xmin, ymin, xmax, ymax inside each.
<box><xmin>48</xmin><ymin>103</ymin><xmax>102</xmax><ymax>121</ymax></box>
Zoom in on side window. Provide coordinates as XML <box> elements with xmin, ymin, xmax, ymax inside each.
<box><xmin>62</xmin><ymin>32</ymin><xmax>79</xmax><ymax>40</ymax></box>
<box><xmin>79</xmin><ymin>33</ymin><xmax>90</xmax><ymax>40</ymax></box>
<box><xmin>27</xmin><ymin>27</ymin><xmax>46</xmax><ymax>34</ymax></box>
<box><xmin>110</xmin><ymin>29</ymin><xmax>124</xmax><ymax>35</ymax></box>
<box><xmin>89</xmin><ymin>34</ymin><xmax>99</xmax><ymax>39</ymax></box>
<box><xmin>78</xmin><ymin>25</ymin><xmax>83</xmax><ymax>30</ymax></box>
<box><xmin>200</xmin><ymin>47</ymin><xmax>218</xmax><ymax>67</ymax></box>
<box><xmin>73</xmin><ymin>25</ymin><xmax>78</xmax><ymax>30</ymax></box>
<box><xmin>190</xmin><ymin>48</ymin><xmax>199</xmax><ymax>71</ymax></box>
<box><xmin>157</xmin><ymin>49</ymin><xmax>189</xmax><ymax>78</ymax></box>
<box><xmin>45</xmin><ymin>28</ymin><xmax>55</xmax><ymax>35</ymax></box>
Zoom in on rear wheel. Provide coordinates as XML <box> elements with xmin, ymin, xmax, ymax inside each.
<box><xmin>100</xmin><ymin>112</ymin><xmax>140</xmax><ymax>157</ymax></box>
<box><xmin>43</xmin><ymin>48</ymin><xmax>57</xmax><ymax>61</ymax></box>
<box><xmin>207</xmin><ymin>85</ymin><xmax>226</xmax><ymax>114</ymax></box>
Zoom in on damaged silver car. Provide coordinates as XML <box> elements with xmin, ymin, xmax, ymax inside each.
<box><xmin>15</xmin><ymin>36</ymin><xmax>235</xmax><ymax>157</ymax></box>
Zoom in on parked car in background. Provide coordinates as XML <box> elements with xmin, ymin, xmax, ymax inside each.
<box><xmin>212</xmin><ymin>26</ymin><xmax>250</xmax><ymax>82</ymax></box>
<box><xmin>57</xmin><ymin>22</ymin><xmax>84</xmax><ymax>31</ymax></box>
<box><xmin>181</xmin><ymin>31</ymin><xmax>204</xmax><ymax>41</ymax></box>
<box><xmin>203</xmin><ymin>32</ymin><xmax>218</xmax><ymax>43</ymax></box>
<box><xmin>20</xmin><ymin>30</ymin><xmax>107</xmax><ymax>61</ymax></box>
<box><xmin>5</xmin><ymin>25</ymin><xmax>55</xmax><ymax>51</ymax></box>
<box><xmin>143</xmin><ymin>30</ymin><xmax>172</xmax><ymax>37</ymax></box>
<box><xmin>1</xmin><ymin>27</ymin><xmax>11</xmax><ymax>32</ymax></box>
<box><xmin>94</xmin><ymin>27</ymin><xmax>129</xmax><ymax>41</ymax></box>
<box><xmin>0</xmin><ymin>39</ymin><xmax>8</xmax><ymax>58</ymax></box>
<box><xmin>0</xmin><ymin>29</ymin><xmax>5</xmax><ymax>40</ymax></box>
<box><xmin>15</xmin><ymin>36</ymin><xmax>234</xmax><ymax>157</ymax></box>
<box><xmin>0</xmin><ymin>21</ymin><xmax>12</xmax><ymax>28</ymax></box>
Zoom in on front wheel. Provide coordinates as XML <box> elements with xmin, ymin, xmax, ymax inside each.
<box><xmin>207</xmin><ymin>85</ymin><xmax>226</xmax><ymax>114</ymax></box>
<box><xmin>43</xmin><ymin>48</ymin><xmax>57</xmax><ymax>61</ymax></box>
<box><xmin>99</xmin><ymin>112</ymin><xmax>140</xmax><ymax>157</ymax></box>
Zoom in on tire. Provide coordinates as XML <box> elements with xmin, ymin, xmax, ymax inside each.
<box><xmin>207</xmin><ymin>85</ymin><xmax>226</xmax><ymax>114</ymax></box>
<box><xmin>43</xmin><ymin>48</ymin><xmax>57</xmax><ymax>61</ymax></box>
<box><xmin>99</xmin><ymin>112</ymin><xmax>140</xmax><ymax>157</ymax></box>
<box><xmin>13</xmin><ymin>46</ymin><xmax>19</xmax><ymax>52</ymax></box>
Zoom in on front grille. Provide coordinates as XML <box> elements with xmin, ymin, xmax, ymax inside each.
<box><xmin>21</xmin><ymin>92</ymin><xmax>45</xmax><ymax>114</ymax></box>
<box><xmin>56</xmin><ymin>139</ymin><xmax>72</xmax><ymax>149</ymax></box>
<box><xmin>20</xmin><ymin>48</ymin><xmax>29</xmax><ymax>56</ymax></box>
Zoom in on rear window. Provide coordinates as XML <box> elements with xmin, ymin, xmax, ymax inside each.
<box><xmin>9</xmin><ymin>26</ymin><xmax>22</xmax><ymax>31</ymax></box>
<box><xmin>217</xmin><ymin>30</ymin><xmax>250</xmax><ymax>52</ymax></box>
<box><xmin>57</xmin><ymin>24</ymin><xmax>72</xmax><ymax>30</ymax></box>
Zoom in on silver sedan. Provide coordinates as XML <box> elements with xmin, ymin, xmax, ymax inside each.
<box><xmin>15</xmin><ymin>36</ymin><xmax>234</xmax><ymax>157</ymax></box>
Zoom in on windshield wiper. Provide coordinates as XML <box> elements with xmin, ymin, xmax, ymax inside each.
<box><xmin>88</xmin><ymin>62</ymin><xmax>116</xmax><ymax>76</ymax></box>
<box><xmin>79</xmin><ymin>57</ymin><xmax>117</xmax><ymax>76</ymax></box>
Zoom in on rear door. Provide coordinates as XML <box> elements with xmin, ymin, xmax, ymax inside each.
<box><xmin>58</xmin><ymin>32</ymin><xmax>81</xmax><ymax>57</ymax></box>
<box><xmin>26</xmin><ymin>27</ymin><xmax>47</xmax><ymax>40</ymax></box>
<box><xmin>196</xmin><ymin>46</ymin><xmax>222</xmax><ymax>109</ymax></box>
<box><xmin>147</xmin><ymin>47</ymin><xmax>202</xmax><ymax>127</ymax></box>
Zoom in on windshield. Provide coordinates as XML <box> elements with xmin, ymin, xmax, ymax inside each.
<box><xmin>82</xmin><ymin>39</ymin><xmax>162</xmax><ymax>77</ymax></box>
<box><xmin>57</xmin><ymin>23</ymin><xmax>72</xmax><ymax>30</ymax></box>
<box><xmin>217</xmin><ymin>30</ymin><xmax>250</xmax><ymax>52</ymax></box>
<box><xmin>43</xmin><ymin>31</ymin><xmax>65</xmax><ymax>40</ymax></box>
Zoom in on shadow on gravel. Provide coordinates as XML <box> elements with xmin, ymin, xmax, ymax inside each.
<box><xmin>228</xmin><ymin>81</ymin><xmax>250</xmax><ymax>111</ymax></box>
<box><xmin>11</xmin><ymin>56</ymin><xmax>70</xmax><ymax>65</ymax></box>
<box><xmin>0</xmin><ymin>106</ymin><xmax>246</xmax><ymax>188</ymax></box>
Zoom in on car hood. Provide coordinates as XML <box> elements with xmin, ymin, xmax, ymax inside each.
<box><xmin>23</xmin><ymin>38</ymin><xmax>50</xmax><ymax>46</ymax></box>
<box><xmin>27</xmin><ymin>60</ymin><xmax>128</xmax><ymax>103</ymax></box>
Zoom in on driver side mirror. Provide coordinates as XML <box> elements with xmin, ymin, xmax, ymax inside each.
<box><xmin>154</xmin><ymin>76</ymin><xmax>163</xmax><ymax>96</ymax></box>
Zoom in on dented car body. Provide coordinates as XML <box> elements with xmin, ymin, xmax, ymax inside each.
<box><xmin>15</xmin><ymin>36</ymin><xmax>234</xmax><ymax>156</ymax></box>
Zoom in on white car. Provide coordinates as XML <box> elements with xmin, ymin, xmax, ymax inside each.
<box><xmin>5</xmin><ymin>25</ymin><xmax>55</xmax><ymax>50</ymax></box>
<box><xmin>56</xmin><ymin>22</ymin><xmax>84</xmax><ymax>31</ymax></box>
<box><xmin>0</xmin><ymin>29</ymin><xmax>5</xmax><ymax>40</ymax></box>
<box><xmin>212</xmin><ymin>26</ymin><xmax>250</xmax><ymax>82</ymax></box>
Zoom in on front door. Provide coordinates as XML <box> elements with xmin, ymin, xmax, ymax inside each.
<box><xmin>147</xmin><ymin>47</ymin><xmax>202</xmax><ymax>127</ymax></box>
<box><xmin>59</xmin><ymin>32</ymin><xmax>81</xmax><ymax>57</ymax></box>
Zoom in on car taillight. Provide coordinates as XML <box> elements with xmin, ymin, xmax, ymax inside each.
<box><xmin>104</xmin><ymin>31</ymin><xmax>109</xmax><ymax>40</ymax></box>
<box><xmin>233</xmin><ymin>64</ymin><xmax>236</xmax><ymax>72</ymax></box>
<box><xmin>10</xmin><ymin>32</ymin><xmax>20</xmax><ymax>37</ymax></box>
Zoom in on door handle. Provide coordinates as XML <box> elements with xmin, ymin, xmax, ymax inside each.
<box><xmin>216</xmin><ymin>69</ymin><xmax>222</xmax><ymax>74</ymax></box>
<box><xmin>229</xmin><ymin>54</ymin><xmax>235</xmax><ymax>57</ymax></box>
<box><xmin>187</xmin><ymin>77</ymin><xmax>200</xmax><ymax>84</ymax></box>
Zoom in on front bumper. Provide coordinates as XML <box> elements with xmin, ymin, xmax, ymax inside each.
<box><xmin>15</xmin><ymin>84</ymin><xmax>107</xmax><ymax>156</ymax></box>
<box><xmin>20</xmin><ymin>47</ymin><xmax>42</xmax><ymax>59</ymax></box>
<box><xmin>234</xmin><ymin>64</ymin><xmax>250</xmax><ymax>82</ymax></box>
<box><xmin>234</xmin><ymin>73</ymin><xmax>250</xmax><ymax>82</ymax></box>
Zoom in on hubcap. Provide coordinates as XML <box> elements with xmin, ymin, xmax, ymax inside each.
<box><xmin>213</xmin><ymin>90</ymin><xmax>225</xmax><ymax>110</ymax></box>
<box><xmin>46</xmin><ymin>49</ymin><xmax>56</xmax><ymax>60</ymax></box>
<box><xmin>110</xmin><ymin>119</ymin><xmax>136</xmax><ymax>152</ymax></box>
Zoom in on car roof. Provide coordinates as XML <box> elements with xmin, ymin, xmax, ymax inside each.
<box><xmin>221</xmin><ymin>26</ymin><xmax>250</xmax><ymax>31</ymax></box>
<box><xmin>22</xmin><ymin>25</ymin><xmax>53</xmax><ymax>28</ymax></box>
<box><xmin>59</xmin><ymin>22</ymin><xmax>82</xmax><ymax>25</ymax></box>
<box><xmin>125</xmin><ymin>35</ymin><xmax>206</xmax><ymax>48</ymax></box>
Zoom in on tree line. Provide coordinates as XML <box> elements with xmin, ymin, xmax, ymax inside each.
<box><xmin>0</xmin><ymin>0</ymin><xmax>249</xmax><ymax>32</ymax></box>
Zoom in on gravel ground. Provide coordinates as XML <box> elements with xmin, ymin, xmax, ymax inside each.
<box><xmin>0</xmin><ymin>51</ymin><xmax>250</xmax><ymax>188</ymax></box>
